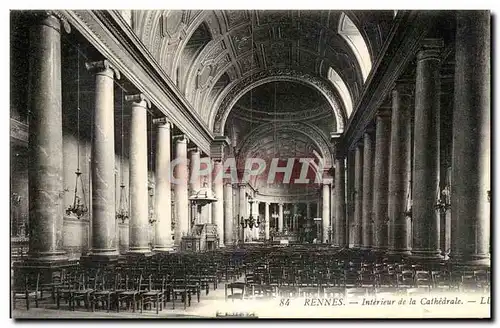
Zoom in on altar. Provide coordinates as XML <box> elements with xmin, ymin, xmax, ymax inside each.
<box><xmin>272</xmin><ymin>232</ymin><xmax>299</xmax><ymax>243</ymax></box>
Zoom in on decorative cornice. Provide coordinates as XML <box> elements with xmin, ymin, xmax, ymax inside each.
<box><xmin>340</xmin><ymin>11</ymin><xmax>437</xmax><ymax>156</ymax></box>
<box><xmin>210</xmin><ymin>68</ymin><xmax>346</xmax><ymax>135</ymax></box>
<box><xmin>60</xmin><ymin>10</ymin><xmax>214</xmax><ymax>155</ymax></box>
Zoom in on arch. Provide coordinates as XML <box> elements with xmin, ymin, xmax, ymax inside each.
<box><xmin>338</xmin><ymin>12</ymin><xmax>372</xmax><ymax>82</ymax></box>
<box><xmin>236</xmin><ymin>121</ymin><xmax>334</xmax><ymax>170</ymax></box>
<box><xmin>328</xmin><ymin>67</ymin><xmax>354</xmax><ymax>117</ymax></box>
<box><xmin>209</xmin><ymin>68</ymin><xmax>346</xmax><ymax>135</ymax></box>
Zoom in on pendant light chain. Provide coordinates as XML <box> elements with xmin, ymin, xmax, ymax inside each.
<box><xmin>66</xmin><ymin>45</ymin><xmax>88</xmax><ymax>219</ymax></box>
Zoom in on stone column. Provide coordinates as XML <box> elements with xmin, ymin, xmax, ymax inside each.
<box><xmin>449</xmin><ymin>11</ymin><xmax>490</xmax><ymax>266</ymax></box>
<box><xmin>411</xmin><ymin>40</ymin><xmax>443</xmax><ymax>260</ymax></box>
<box><xmin>27</xmin><ymin>12</ymin><xmax>70</xmax><ymax>262</ymax></box>
<box><xmin>278</xmin><ymin>203</ymin><xmax>284</xmax><ymax>232</ymax></box>
<box><xmin>85</xmin><ymin>60</ymin><xmax>120</xmax><ymax>258</ymax></box>
<box><xmin>335</xmin><ymin>157</ymin><xmax>347</xmax><ymax>248</ymax></box>
<box><xmin>306</xmin><ymin>202</ymin><xmax>312</xmax><ymax>242</ymax></box>
<box><xmin>353</xmin><ymin>142</ymin><xmax>363</xmax><ymax>248</ymax></box>
<box><xmin>252</xmin><ymin>200</ymin><xmax>260</xmax><ymax>240</ymax></box>
<box><xmin>361</xmin><ymin>131</ymin><xmax>374</xmax><ymax>250</ymax></box>
<box><xmin>125</xmin><ymin>94</ymin><xmax>151</xmax><ymax>254</ymax></box>
<box><xmin>153</xmin><ymin>118</ymin><xmax>173</xmax><ymax>251</ymax></box>
<box><xmin>322</xmin><ymin>183</ymin><xmax>331</xmax><ymax>243</ymax></box>
<box><xmin>331</xmin><ymin>186</ymin><xmax>336</xmax><ymax>241</ymax></box>
<box><xmin>212</xmin><ymin>159</ymin><xmax>224</xmax><ymax>246</ymax></box>
<box><xmin>388</xmin><ymin>84</ymin><xmax>413</xmax><ymax>256</ymax></box>
<box><xmin>346</xmin><ymin>150</ymin><xmax>356</xmax><ymax>247</ymax></box>
<box><xmin>223</xmin><ymin>181</ymin><xmax>233</xmax><ymax>245</ymax></box>
<box><xmin>264</xmin><ymin>202</ymin><xmax>270</xmax><ymax>240</ymax></box>
<box><xmin>189</xmin><ymin>147</ymin><xmax>201</xmax><ymax>224</ymax></box>
<box><xmin>238</xmin><ymin>183</ymin><xmax>247</xmax><ymax>242</ymax></box>
<box><xmin>200</xmin><ymin>156</ymin><xmax>212</xmax><ymax>224</ymax></box>
<box><xmin>372</xmin><ymin>109</ymin><xmax>391</xmax><ymax>252</ymax></box>
<box><xmin>173</xmin><ymin>135</ymin><xmax>189</xmax><ymax>246</ymax></box>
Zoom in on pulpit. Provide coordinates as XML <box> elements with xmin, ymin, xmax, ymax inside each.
<box><xmin>181</xmin><ymin>223</ymin><xmax>219</xmax><ymax>252</ymax></box>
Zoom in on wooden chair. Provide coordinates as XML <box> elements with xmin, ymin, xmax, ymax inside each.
<box><xmin>140</xmin><ymin>274</ymin><xmax>165</xmax><ymax>314</ymax></box>
<box><xmin>171</xmin><ymin>277</ymin><xmax>190</xmax><ymax>310</ymax></box>
<box><xmin>116</xmin><ymin>271</ymin><xmax>142</xmax><ymax>312</ymax></box>
<box><xmin>91</xmin><ymin>271</ymin><xmax>118</xmax><ymax>312</ymax></box>
<box><xmin>71</xmin><ymin>270</ymin><xmax>98</xmax><ymax>311</ymax></box>
<box><xmin>225</xmin><ymin>282</ymin><xmax>245</xmax><ymax>301</ymax></box>
<box><xmin>56</xmin><ymin>269</ymin><xmax>80</xmax><ymax>309</ymax></box>
<box><xmin>12</xmin><ymin>271</ymin><xmax>44</xmax><ymax>310</ymax></box>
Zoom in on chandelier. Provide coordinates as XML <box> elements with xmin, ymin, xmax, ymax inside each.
<box><xmin>435</xmin><ymin>186</ymin><xmax>451</xmax><ymax>214</ymax></box>
<box><xmin>240</xmin><ymin>199</ymin><xmax>262</xmax><ymax>229</ymax></box>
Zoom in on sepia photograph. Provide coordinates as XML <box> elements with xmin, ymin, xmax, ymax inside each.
<box><xmin>8</xmin><ymin>7</ymin><xmax>491</xmax><ymax>320</ymax></box>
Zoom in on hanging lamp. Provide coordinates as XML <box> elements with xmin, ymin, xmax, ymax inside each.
<box><xmin>116</xmin><ymin>89</ymin><xmax>129</xmax><ymax>223</ymax></box>
<box><xmin>66</xmin><ymin>46</ymin><xmax>89</xmax><ymax>219</ymax></box>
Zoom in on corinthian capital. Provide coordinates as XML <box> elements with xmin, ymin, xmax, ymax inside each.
<box><xmin>31</xmin><ymin>10</ymin><xmax>71</xmax><ymax>34</ymax></box>
<box><xmin>125</xmin><ymin>93</ymin><xmax>151</xmax><ymax>108</ymax></box>
<box><xmin>85</xmin><ymin>59</ymin><xmax>121</xmax><ymax>80</ymax></box>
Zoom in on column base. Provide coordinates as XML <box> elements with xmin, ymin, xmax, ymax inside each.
<box><xmin>80</xmin><ymin>253</ymin><xmax>120</xmax><ymax>267</ymax></box>
<box><xmin>153</xmin><ymin>245</ymin><xmax>175</xmax><ymax>253</ymax></box>
<box><xmin>127</xmin><ymin>249</ymin><xmax>153</xmax><ymax>257</ymax></box>
<box><xmin>128</xmin><ymin>246</ymin><xmax>152</xmax><ymax>254</ymax></box>
<box><xmin>410</xmin><ymin>249</ymin><xmax>443</xmax><ymax>261</ymax></box>
<box><xmin>26</xmin><ymin>250</ymin><xmax>68</xmax><ymax>263</ymax></box>
<box><xmin>386</xmin><ymin>249</ymin><xmax>411</xmax><ymax>262</ymax></box>
<box><xmin>371</xmin><ymin>247</ymin><xmax>388</xmax><ymax>256</ymax></box>
<box><xmin>449</xmin><ymin>253</ymin><xmax>490</xmax><ymax>268</ymax></box>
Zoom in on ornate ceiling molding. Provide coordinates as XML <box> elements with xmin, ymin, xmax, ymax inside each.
<box><xmin>236</xmin><ymin>121</ymin><xmax>334</xmax><ymax>170</ymax></box>
<box><xmin>209</xmin><ymin>68</ymin><xmax>346</xmax><ymax>135</ymax></box>
<box><xmin>61</xmin><ymin>10</ymin><xmax>214</xmax><ymax>154</ymax></box>
<box><xmin>340</xmin><ymin>11</ymin><xmax>435</xmax><ymax>156</ymax></box>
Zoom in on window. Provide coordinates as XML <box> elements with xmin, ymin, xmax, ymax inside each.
<box><xmin>327</xmin><ymin>67</ymin><xmax>353</xmax><ymax>117</ymax></box>
<box><xmin>338</xmin><ymin>13</ymin><xmax>372</xmax><ymax>82</ymax></box>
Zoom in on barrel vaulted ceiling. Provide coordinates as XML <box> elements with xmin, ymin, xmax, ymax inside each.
<box><xmin>132</xmin><ymin>10</ymin><xmax>394</xmax><ymax>128</ymax></box>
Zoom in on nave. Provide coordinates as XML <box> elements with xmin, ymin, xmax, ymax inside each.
<box><xmin>12</xmin><ymin>245</ymin><xmax>490</xmax><ymax>318</ymax></box>
<box><xmin>10</xmin><ymin>9</ymin><xmax>491</xmax><ymax>319</ymax></box>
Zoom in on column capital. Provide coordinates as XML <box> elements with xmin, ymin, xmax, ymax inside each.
<box><xmin>375</xmin><ymin>107</ymin><xmax>392</xmax><ymax>119</ymax></box>
<box><xmin>363</xmin><ymin>126</ymin><xmax>375</xmax><ymax>136</ymax></box>
<box><xmin>31</xmin><ymin>10</ymin><xmax>71</xmax><ymax>34</ymax></box>
<box><xmin>188</xmin><ymin>146</ymin><xmax>200</xmax><ymax>153</ymax></box>
<box><xmin>125</xmin><ymin>93</ymin><xmax>151</xmax><ymax>109</ymax></box>
<box><xmin>85</xmin><ymin>59</ymin><xmax>121</xmax><ymax>80</ymax></box>
<box><xmin>211</xmin><ymin>136</ymin><xmax>229</xmax><ymax>162</ymax></box>
<box><xmin>392</xmin><ymin>81</ymin><xmax>415</xmax><ymax>97</ymax></box>
<box><xmin>417</xmin><ymin>38</ymin><xmax>444</xmax><ymax>61</ymax></box>
<box><xmin>153</xmin><ymin>117</ymin><xmax>171</xmax><ymax>128</ymax></box>
<box><xmin>173</xmin><ymin>134</ymin><xmax>188</xmax><ymax>144</ymax></box>
<box><xmin>355</xmin><ymin>138</ymin><xmax>364</xmax><ymax>149</ymax></box>
<box><xmin>278</xmin><ymin>203</ymin><xmax>284</xmax><ymax>207</ymax></box>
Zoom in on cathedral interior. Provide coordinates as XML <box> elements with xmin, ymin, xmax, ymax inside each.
<box><xmin>10</xmin><ymin>10</ymin><xmax>490</xmax><ymax>318</ymax></box>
